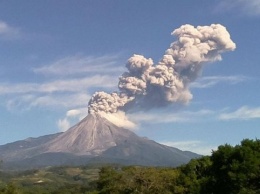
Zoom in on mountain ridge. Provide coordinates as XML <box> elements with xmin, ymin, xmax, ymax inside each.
<box><xmin>0</xmin><ymin>113</ymin><xmax>201</xmax><ymax>170</ymax></box>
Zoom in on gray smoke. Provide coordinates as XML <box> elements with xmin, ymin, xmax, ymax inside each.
<box><xmin>88</xmin><ymin>24</ymin><xmax>236</xmax><ymax>114</ymax></box>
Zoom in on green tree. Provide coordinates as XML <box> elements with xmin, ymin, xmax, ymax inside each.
<box><xmin>0</xmin><ymin>183</ymin><xmax>19</xmax><ymax>194</ymax></box>
<box><xmin>97</xmin><ymin>166</ymin><xmax>124</xmax><ymax>194</ymax></box>
<box><xmin>179</xmin><ymin>156</ymin><xmax>212</xmax><ymax>194</ymax></box>
<box><xmin>97</xmin><ymin>166</ymin><xmax>184</xmax><ymax>194</ymax></box>
<box><xmin>208</xmin><ymin>139</ymin><xmax>260</xmax><ymax>194</ymax></box>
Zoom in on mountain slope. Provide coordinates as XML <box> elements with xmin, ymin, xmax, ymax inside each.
<box><xmin>46</xmin><ymin>114</ymin><xmax>139</xmax><ymax>155</ymax></box>
<box><xmin>0</xmin><ymin>114</ymin><xmax>200</xmax><ymax>170</ymax></box>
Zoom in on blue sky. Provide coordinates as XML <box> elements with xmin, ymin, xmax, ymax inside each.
<box><xmin>0</xmin><ymin>0</ymin><xmax>259</xmax><ymax>155</ymax></box>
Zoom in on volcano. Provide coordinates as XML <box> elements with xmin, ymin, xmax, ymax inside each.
<box><xmin>0</xmin><ymin>114</ymin><xmax>200</xmax><ymax>170</ymax></box>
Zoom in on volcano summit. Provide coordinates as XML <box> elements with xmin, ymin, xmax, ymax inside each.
<box><xmin>0</xmin><ymin>113</ymin><xmax>199</xmax><ymax>170</ymax></box>
<box><xmin>0</xmin><ymin>23</ymin><xmax>236</xmax><ymax>170</ymax></box>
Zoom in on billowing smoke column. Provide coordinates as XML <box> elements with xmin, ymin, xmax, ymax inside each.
<box><xmin>88</xmin><ymin>24</ymin><xmax>236</xmax><ymax>115</ymax></box>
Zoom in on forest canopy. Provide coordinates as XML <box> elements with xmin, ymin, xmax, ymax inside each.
<box><xmin>0</xmin><ymin>139</ymin><xmax>259</xmax><ymax>194</ymax></box>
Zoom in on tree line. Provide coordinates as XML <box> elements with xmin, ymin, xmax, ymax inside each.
<box><xmin>0</xmin><ymin>139</ymin><xmax>259</xmax><ymax>194</ymax></box>
<box><xmin>96</xmin><ymin>139</ymin><xmax>260</xmax><ymax>194</ymax></box>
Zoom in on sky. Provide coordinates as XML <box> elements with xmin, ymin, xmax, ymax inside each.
<box><xmin>0</xmin><ymin>0</ymin><xmax>260</xmax><ymax>155</ymax></box>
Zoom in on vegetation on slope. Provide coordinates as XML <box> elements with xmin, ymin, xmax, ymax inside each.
<box><xmin>0</xmin><ymin>165</ymin><xmax>99</xmax><ymax>194</ymax></box>
<box><xmin>0</xmin><ymin>139</ymin><xmax>259</xmax><ymax>194</ymax></box>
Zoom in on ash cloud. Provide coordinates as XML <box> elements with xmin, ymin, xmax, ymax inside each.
<box><xmin>88</xmin><ymin>24</ymin><xmax>236</xmax><ymax>115</ymax></box>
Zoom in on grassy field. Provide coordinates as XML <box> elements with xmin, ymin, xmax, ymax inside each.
<box><xmin>0</xmin><ymin>165</ymin><xmax>101</xmax><ymax>194</ymax></box>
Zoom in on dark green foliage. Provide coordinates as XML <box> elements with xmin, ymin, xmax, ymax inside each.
<box><xmin>0</xmin><ymin>139</ymin><xmax>259</xmax><ymax>193</ymax></box>
<box><xmin>97</xmin><ymin>166</ymin><xmax>184</xmax><ymax>194</ymax></box>
<box><xmin>0</xmin><ymin>165</ymin><xmax>99</xmax><ymax>194</ymax></box>
<box><xmin>208</xmin><ymin>139</ymin><xmax>260</xmax><ymax>194</ymax></box>
<box><xmin>178</xmin><ymin>156</ymin><xmax>212</xmax><ymax>194</ymax></box>
<box><xmin>96</xmin><ymin>139</ymin><xmax>260</xmax><ymax>194</ymax></box>
<box><xmin>0</xmin><ymin>183</ymin><xmax>19</xmax><ymax>194</ymax></box>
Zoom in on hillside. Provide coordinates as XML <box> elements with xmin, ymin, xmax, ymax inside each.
<box><xmin>1</xmin><ymin>139</ymin><xmax>259</xmax><ymax>194</ymax></box>
<box><xmin>0</xmin><ymin>114</ymin><xmax>200</xmax><ymax>170</ymax></box>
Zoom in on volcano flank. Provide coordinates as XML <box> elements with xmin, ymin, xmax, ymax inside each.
<box><xmin>0</xmin><ymin>114</ymin><xmax>200</xmax><ymax>170</ymax></box>
<box><xmin>0</xmin><ymin>23</ymin><xmax>237</xmax><ymax>170</ymax></box>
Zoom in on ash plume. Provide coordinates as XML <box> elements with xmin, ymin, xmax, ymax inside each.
<box><xmin>88</xmin><ymin>24</ymin><xmax>236</xmax><ymax>115</ymax></box>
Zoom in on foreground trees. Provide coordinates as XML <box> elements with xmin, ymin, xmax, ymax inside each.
<box><xmin>97</xmin><ymin>166</ymin><xmax>184</xmax><ymax>194</ymax></box>
<box><xmin>97</xmin><ymin>139</ymin><xmax>260</xmax><ymax>194</ymax></box>
<box><xmin>208</xmin><ymin>139</ymin><xmax>260</xmax><ymax>194</ymax></box>
<box><xmin>0</xmin><ymin>139</ymin><xmax>259</xmax><ymax>193</ymax></box>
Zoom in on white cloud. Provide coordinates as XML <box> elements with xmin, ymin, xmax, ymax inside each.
<box><xmin>100</xmin><ymin>111</ymin><xmax>136</xmax><ymax>130</ymax></box>
<box><xmin>57</xmin><ymin>118</ymin><xmax>71</xmax><ymax>132</ymax></box>
<box><xmin>128</xmin><ymin>109</ymin><xmax>214</xmax><ymax>124</ymax></box>
<box><xmin>215</xmin><ymin>0</ymin><xmax>260</xmax><ymax>17</ymax></box>
<box><xmin>191</xmin><ymin>75</ymin><xmax>247</xmax><ymax>89</ymax></box>
<box><xmin>66</xmin><ymin>107</ymin><xmax>88</xmax><ymax>121</ymax></box>
<box><xmin>128</xmin><ymin>105</ymin><xmax>260</xmax><ymax>125</ymax></box>
<box><xmin>219</xmin><ymin>106</ymin><xmax>260</xmax><ymax>120</ymax></box>
<box><xmin>6</xmin><ymin>93</ymin><xmax>91</xmax><ymax>111</ymax></box>
<box><xmin>31</xmin><ymin>93</ymin><xmax>90</xmax><ymax>108</ymax></box>
<box><xmin>0</xmin><ymin>54</ymin><xmax>124</xmax><ymax>113</ymax></box>
<box><xmin>56</xmin><ymin>107</ymin><xmax>88</xmax><ymax>132</ymax></box>
<box><xmin>66</xmin><ymin>108</ymin><xmax>88</xmax><ymax>119</ymax></box>
<box><xmin>160</xmin><ymin>140</ymin><xmax>217</xmax><ymax>155</ymax></box>
<box><xmin>0</xmin><ymin>75</ymin><xmax>117</xmax><ymax>95</ymax></box>
<box><xmin>129</xmin><ymin>112</ymin><xmax>187</xmax><ymax>124</ymax></box>
<box><xmin>58</xmin><ymin>109</ymin><xmax>137</xmax><ymax>133</ymax></box>
<box><xmin>0</xmin><ymin>20</ymin><xmax>20</xmax><ymax>40</ymax></box>
<box><xmin>33</xmin><ymin>54</ymin><xmax>125</xmax><ymax>76</ymax></box>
